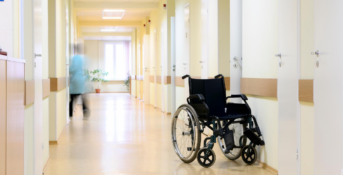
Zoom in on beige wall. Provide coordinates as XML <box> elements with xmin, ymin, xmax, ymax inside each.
<box><xmin>22</xmin><ymin>0</ymin><xmax>35</xmax><ymax>174</ymax></box>
<box><xmin>208</xmin><ymin>0</ymin><xmax>219</xmax><ymax>77</ymax></box>
<box><xmin>56</xmin><ymin>89</ymin><xmax>67</xmax><ymax>137</ymax></box>
<box><xmin>56</xmin><ymin>0</ymin><xmax>67</xmax><ymax>77</ymax></box>
<box><xmin>0</xmin><ymin>0</ymin><xmax>20</xmax><ymax>58</ymax></box>
<box><xmin>300</xmin><ymin>0</ymin><xmax>315</xmax><ymax>174</ymax></box>
<box><xmin>242</xmin><ymin>0</ymin><xmax>279</xmax><ymax>170</ymax></box>
<box><xmin>42</xmin><ymin>0</ymin><xmax>50</xmax><ymax>166</ymax></box>
<box><xmin>218</xmin><ymin>0</ymin><xmax>230</xmax><ymax>77</ymax></box>
<box><xmin>49</xmin><ymin>0</ymin><xmax>70</xmax><ymax>143</ymax></box>
<box><xmin>130</xmin><ymin>30</ymin><xmax>137</xmax><ymax>97</ymax></box>
<box><xmin>148</xmin><ymin>0</ymin><xmax>168</xmax><ymax>110</ymax></box>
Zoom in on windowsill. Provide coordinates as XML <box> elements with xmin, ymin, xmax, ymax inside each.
<box><xmin>104</xmin><ymin>80</ymin><xmax>126</xmax><ymax>82</ymax></box>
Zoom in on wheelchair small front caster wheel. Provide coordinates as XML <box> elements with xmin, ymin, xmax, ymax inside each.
<box><xmin>197</xmin><ymin>148</ymin><xmax>216</xmax><ymax>168</ymax></box>
<box><xmin>241</xmin><ymin>145</ymin><xmax>257</xmax><ymax>165</ymax></box>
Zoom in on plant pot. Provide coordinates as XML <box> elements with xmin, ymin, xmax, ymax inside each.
<box><xmin>95</xmin><ymin>89</ymin><xmax>101</xmax><ymax>93</ymax></box>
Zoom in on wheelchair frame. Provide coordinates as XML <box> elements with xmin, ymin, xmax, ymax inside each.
<box><xmin>171</xmin><ymin>74</ymin><xmax>265</xmax><ymax>168</ymax></box>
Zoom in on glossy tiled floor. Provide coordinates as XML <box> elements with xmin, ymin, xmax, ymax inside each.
<box><xmin>45</xmin><ymin>93</ymin><xmax>274</xmax><ymax>175</ymax></box>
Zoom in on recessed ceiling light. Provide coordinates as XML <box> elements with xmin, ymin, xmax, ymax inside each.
<box><xmin>101</xmin><ymin>27</ymin><xmax>118</xmax><ymax>32</ymax></box>
<box><xmin>102</xmin><ymin>10</ymin><xmax>125</xmax><ymax>19</ymax></box>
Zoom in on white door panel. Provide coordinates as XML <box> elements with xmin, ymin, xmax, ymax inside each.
<box><xmin>314</xmin><ymin>0</ymin><xmax>343</xmax><ymax>174</ymax></box>
<box><xmin>34</xmin><ymin>0</ymin><xmax>43</xmax><ymax>174</ymax></box>
<box><xmin>154</xmin><ymin>29</ymin><xmax>157</xmax><ymax>108</ymax></box>
<box><xmin>230</xmin><ymin>0</ymin><xmax>242</xmax><ymax>103</ymax></box>
<box><xmin>143</xmin><ymin>35</ymin><xmax>150</xmax><ymax>104</ymax></box>
<box><xmin>171</xmin><ymin>17</ymin><xmax>176</xmax><ymax>114</ymax></box>
<box><xmin>184</xmin><ymin>4</ymin><xmax>190</xmax><ymax>99</ymax></box>
<box><xmin>34</xmin><ymin>57</ymin><xmax>42</xmax><ymax>175</ymax></box>
<box><xmin>278</xmin><ymin>0</ymin><xmax>300</xmax><ymax>174</ymax></box>
<box><xmin>161</xmin><ymin>23</ymin><xmax>167</xmax><ymax>112</ymax></box>
<box><xmin>201</xmin><ymin>0</ymin><xmax>209</xmax><ymax>79</ymax></box>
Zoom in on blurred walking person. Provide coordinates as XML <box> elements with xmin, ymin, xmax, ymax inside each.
<box><xmin>69</xmin><ymin>44</ymin><xmax>89</xmax><ymax>117</ymax></box>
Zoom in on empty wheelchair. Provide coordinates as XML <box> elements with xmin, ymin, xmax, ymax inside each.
<box><xmin>171</xmin><ymin>74</ymin><xmax>265</xmax><ymax>168</ymax></box>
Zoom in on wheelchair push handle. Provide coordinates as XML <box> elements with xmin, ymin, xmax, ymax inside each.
<box><xmin>182</xmin><ymin>74</ymin><xmax>191</xmax><ymax>79</ymax></box>
<box><xmin>214</xmin><ymin>74</ymin><xmax>224</xmax><ymax>79</ymax></box>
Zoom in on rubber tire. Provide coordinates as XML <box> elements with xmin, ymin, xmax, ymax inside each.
<box><xmin>171</xmin><ymin>104</ymin><xmax>201</xmax><ymax>163</ymax></box>
<box><xmin>241</xmin><ymin>145</ymin><xmax>258</xmax><ymax>165</ymax></box>
<box><xmin>197</xmin><ymin>148</ymin><xmax>216</xmax><ymax>168</ymax></box>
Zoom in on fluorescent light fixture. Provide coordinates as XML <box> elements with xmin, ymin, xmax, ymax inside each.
<box><xmin>102</xmin><ymin>10</ymin><xmax>125</xmax><ymax>19</ymax></box>
<box><xmin>101</xmin><ymin>27</ymin><xmax>118</xmax><ymax>32</ymax></box>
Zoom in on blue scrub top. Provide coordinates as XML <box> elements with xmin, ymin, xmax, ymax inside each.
<box><xmin>69</xmin><ymin>55</ymin><xmax>85</xmax><ymax>94</ymax></box>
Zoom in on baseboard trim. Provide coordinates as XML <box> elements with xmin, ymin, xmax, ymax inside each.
<box><xmin>43</xmin><ymin>156</ymin><xmax>50</xmax><ymax>173</ymax></box>
<box><xmin>257</xmin><ymin>160</ymin><xmax>278</xmax><ymax>175</ymax></box>
<box><xmin>49</xmin><ymin>124</ymin><xmax>68</xmax><ymax>145</ymax></box>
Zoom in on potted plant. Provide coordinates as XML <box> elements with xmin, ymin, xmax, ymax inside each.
<box><xmin>124</xmin><ymin>72</ymin><xmax>130</xmax><ymax>91</ymax></box>
<box><xmin>89</xmin><ymin>69</ymin><xmax>109</xmax><ymax>93</ymax></box>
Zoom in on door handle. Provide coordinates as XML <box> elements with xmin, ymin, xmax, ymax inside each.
<box><xmin>311</xmin><ymin>50</ymin><xmax>319</xmax><ymax>56</ymax></box>
<box><xmin>35</xmin><ymin>53</ymin><xmax>42</xmax><ymax>57</ymax></box>
<box><xmin>275</xmin><ymin>53</ymin><xmax>282</xmax><ymax>67</ymax></box>
<box><xmin>311</xmin><ymin>50</ymin><xmax>320</xmax><ymax>67</ymax></box>
<box><xmin>199</xmin><ymin>61</ymin><xmax>205</xmax><ymax>63</ymax></box>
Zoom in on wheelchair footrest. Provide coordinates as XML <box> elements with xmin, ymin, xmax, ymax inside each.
<box><xmin>244</xmin><ymin>129</ymin><xmax>265</xmax><ymax>146</ymax></box>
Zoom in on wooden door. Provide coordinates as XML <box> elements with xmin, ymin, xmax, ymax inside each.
<box><xmin>7</xmin><ymin>61</ymin><xmax>25</xmax><ymax>175</ymax></box>
<box><xmin>0</xmin><ymin>59</ymin><xmax>6</xmax><ymax>175</ymax></box>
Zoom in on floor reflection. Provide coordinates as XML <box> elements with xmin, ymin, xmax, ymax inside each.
<box><xmin>45</xmin><ymin>93</ymin><xmax>274</xmax><ymax>175</ymax></box>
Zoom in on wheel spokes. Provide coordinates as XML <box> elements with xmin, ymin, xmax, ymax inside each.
<box><xmin>173</xmin><ymin>108</ymin><xmax>196</xmax><ymax>159</ymax></box>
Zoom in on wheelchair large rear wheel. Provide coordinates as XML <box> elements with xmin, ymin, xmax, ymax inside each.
<box><xmin>171</xmin><ymin>104</ymin><xmax>201</xmax><ymax>163</ymax></box>
<box><xmin>217</xmin><ymin>122</ymin><xmax>246</xmax><ymax>160</ymax></box>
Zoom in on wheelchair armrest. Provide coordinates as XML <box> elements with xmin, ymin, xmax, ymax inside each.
<box><xmin>182</xmin><ymin>74</ymin><xmax>191</xmax><ymax>79</ymax></box>
<box><xmin>188</xmin><ymin>94</ymin><xmax>205</xmax><ymax>101</ymax></box>
<box><xmin>226</xmin><ymin>94</ymin><xmax>248</xmax><ymax>101</ymax></box>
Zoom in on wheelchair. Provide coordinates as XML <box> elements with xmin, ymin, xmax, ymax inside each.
<box><xmin>171</xmin><ymin>74</ymin><xmax>265</xmax><ymax>168</ymax></box>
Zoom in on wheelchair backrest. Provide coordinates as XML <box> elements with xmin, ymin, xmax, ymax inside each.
<box><xmin>188</xmin><ymin>77</ymin><xmax>226</xmax><ymax>117</ymax></box>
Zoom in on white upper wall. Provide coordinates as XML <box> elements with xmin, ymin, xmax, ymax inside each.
<box><xmin>242</xmin><ymin>0</ymin><xmax>278</xmax><ymax>78</ymax></box>
<box><xmin>0</xmin><ymin>0</ymin><xmax>14</xmax><ymax>57</ymax></box>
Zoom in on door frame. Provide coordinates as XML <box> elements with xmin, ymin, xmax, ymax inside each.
<box><xmin>171</xmin><ymin>17</ymin><xmax>176</xmax><ymax>114</ymax></box>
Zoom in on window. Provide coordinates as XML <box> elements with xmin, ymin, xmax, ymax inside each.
<box><xmin>104</xmin><ymin>42</ymin><xmax>130</xmax><ymax>80</ymax></box>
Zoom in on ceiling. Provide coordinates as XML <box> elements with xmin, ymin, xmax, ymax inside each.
<box><xmin>74</xmin><ymin>0</ymin><xmax>159</xmax><ymax>2</ymax></box>
<box><xmin>83</xmin><ymin>36</ymin><xmax>132</xmax><ymax>41</ymax></box>
<box><xmin>75</xmin><ymin>0</ymin><xmax>159</xmax><ymax>39</ymax></box>
<box><xmin>81</xmin><ymin>26</ymin><xmax>134</xmax><ymax>33</ymax></box>
<box><xmin>76</xmin><ymin>9</ymin><xmax>152</xmax><ymax>21</ymax></box>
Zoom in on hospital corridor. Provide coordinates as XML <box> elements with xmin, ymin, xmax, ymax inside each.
<box><xmin>0</xmin><ymin>0</ymin><xmax>342</xmax><ymax>175</ymax></box>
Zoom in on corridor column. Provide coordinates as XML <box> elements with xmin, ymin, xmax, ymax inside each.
<box><xmin>48</xmin><ymin>0</ymin><xmax>69</xmax><ymax>144</ymax></box>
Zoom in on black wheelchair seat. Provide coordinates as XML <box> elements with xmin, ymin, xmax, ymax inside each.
<box><xmin>218</xmin><ymin>114</ymin><xmax>249</xmax><ymax>120</ymax></box>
